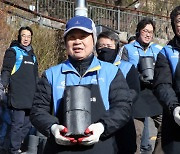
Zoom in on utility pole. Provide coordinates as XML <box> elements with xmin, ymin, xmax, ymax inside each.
<box><xmin>75</xmin><ymin>0</ymin><xmax>88</xmax><ymax>17</ymax></box>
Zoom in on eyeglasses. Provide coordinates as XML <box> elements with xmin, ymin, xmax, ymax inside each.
<box><xmin>175</xmin><ymin>20</ymin><xmax>180</xmax><ymax>26</ymax></box>
<box><xmin>21</xmin><ymin>34</ymin><xmax>31</xmax><ymax>39</ymax></box>
<box><xmin>141</xmin><ymin>29</ymin><xmax>154</xmax><ymax>35</ymax></box>
<box><xmin>98</xmin><ymin>44</ymin><xmax>115</xmax><ymax>49</ymax></box>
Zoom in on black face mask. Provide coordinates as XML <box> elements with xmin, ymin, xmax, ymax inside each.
<box><xmin>97</xmin><ymin>47</ymin><xmax>117</xmax><ymax>63</ymax></box>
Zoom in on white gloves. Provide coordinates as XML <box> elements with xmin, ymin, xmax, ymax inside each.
<box><xmin>51</xmin><ymin>124</ymin><xmax>76</xmax><ymax>145</ymax></box>
<box><xmin>51</xmin><ymin>123</ymin><xmax>104</xmax><ymax>146</ymax></box>
<box><xmin>79</xmin><ymin>122</ymin><xmax>104</xmax><ymax>146</ymax></box>
<box><xmin>173</xmin><ymin>106</ymin><xmax>180</xmax><ymax>126</ymax></box>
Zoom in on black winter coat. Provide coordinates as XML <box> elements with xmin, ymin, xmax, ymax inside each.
<box><xmin>30</xmin><ymin>61</ymin><xmax>134</xmax><ymax>154</ymax></box>
<box><xmin>1</xmin><ymin>40</ymin><xmax>38</xmax><ymax>109</ymax></box>
<box><xmin>153</xmin><ymin>36</ymin><xmax>180</xmax><ymax>154</ymax></box>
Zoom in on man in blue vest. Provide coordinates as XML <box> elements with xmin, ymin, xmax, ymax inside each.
<box><xmin>121</xmin><ymin>17</ymin><xmax>163</xmax><ymax>154</ymax></box>
<box><xmin>30</xmin><ymin>16</ymin><xmax>133</xmax><ymax>154</ymax></box>
<box><xmin>96</xmin><ymin>30</ymin><xmax>139</xmax><ymax>153</ymax></box>
<box><xmin>96</xmin><ymin>31</ymin><xmax>139</xmax><ymax>88</ymax></box>
<box><xmin>1</xmin><ymin>26</ymin><xmax>38</xmax><ymax>154</ymax></box>
<box><xmin>153</xmin><ymin>5</ymin><xmax>180</xmax><ymax>154</ymax></box>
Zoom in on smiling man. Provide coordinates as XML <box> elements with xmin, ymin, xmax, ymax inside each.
<box><xmin>121</xmin><ymin>17</ymin><xmax>163</xmax><ymax>154</ymax></box>
<box><xmin>30</xmin><ymin>16</ymin><xmax>133</xmax><ymax>154</ymax></box>
<box><xmin>1</xmin><ymin>26</ymin><xmax>38</xmax><ymax>154</ymax></box>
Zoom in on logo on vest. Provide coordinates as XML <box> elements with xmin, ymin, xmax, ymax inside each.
<box><xmin>24</xmin><ymin>61</ymin><xmax>34</xmax><ymax>65</ymax></box>
<box><xmin>98</xmin><ymin>77</ymin><xmax>105</xmax><ymax>82</ymax></box>
<box><xmin>90</xmin><ymin>97</ymin><xmax>96</xmax><ymax>102</ymax></box>
<box><xmin>133</xmin><ymin>51</ymin><xmax>139</xmax><ymax>56</ymax></box>
<box><xmin>171</xmin><ymin>52</ymin><xmax>179</xmax><ymax>58</ymax></box>
<box><xmin>91</xmin><ymin>79</ymin><xmax>98</xmax><ymax>84</ymax></box>
<box><xmin>18</xmin><ymin>55</ymin><xmax>23</xmax><ymax>60</ymax></box>
<box><xmin>57</xmin><ymin>81</ymin><xmax>65</xmax><ymax>89</ymax></box>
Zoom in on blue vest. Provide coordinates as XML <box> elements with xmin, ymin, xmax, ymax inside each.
<box><xmin>160</xmin><ymin>45</ymin><xmax>179</xmax><ymax>77</ymax></box>
<box><xmin>45</xmin><ymin>56</ymin><xmax>118</xmax><ymax>115</ymax></box>
<box><xmin>113</xmin><ymin>55</ymin><xmax>132</xmax><ymax>78</ymax></box>
<box><xmin>124</xmin><ymin>41</ymin><xmax>162</xmax><ymax>67</ymax></box>
<box><xmin>11</xmin><ymin>46</ymin><xmax>36</xmax><ymax>75</ymax></box>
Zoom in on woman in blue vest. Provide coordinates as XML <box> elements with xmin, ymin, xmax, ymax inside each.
<box><xmin>30</xmin><ymin>16</ymin><xmax>133</xmax><ymax>154</ymax></box>
<box><xmin>153</xmin><ymin>5</ymin><xmax>180</xmax><ymax>154</ymax></box>
<box><xmin>1</xmin><ymin>26</ymin><xmax>38</xmax><ymax>154</ymax></box>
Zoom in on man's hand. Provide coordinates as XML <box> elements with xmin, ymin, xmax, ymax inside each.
<box><xmin>0</xmin><ymin>85</ymin><xmax>7</xmax><ymax>103</ymax></box>
<box><xmin>51</xmin><ymin>124</ymin><xmax>77</xmax><ymax>145</ymax></box>
<box><xmin>173</xmin><ymin>106</ymin><xmax>180</xmax><ymax>126</ymax></box>
<box><xmin>79</xmin><ymin>122</ymin><xmax>104</xmax><ymax>146</ymax></box>
<box><xmin>139</xmin><ymin>74</ymin><xmax>151</xmax><ymax>84</ymax></box>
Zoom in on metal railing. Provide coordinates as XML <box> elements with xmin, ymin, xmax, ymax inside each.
<box><xmin>0</xmin><ymin>0</ymin><xmax>66</xmax><ymax>30</ymax></box>
<box><xmin>37</xmin><ymin>0</ymin><xmax>173</xmax><ymax>40</ymax></box>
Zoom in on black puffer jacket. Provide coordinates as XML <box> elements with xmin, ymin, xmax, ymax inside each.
<box><xmin>30</xmin><ymin>56</ymin><xmax>134</xmax><ymax>154</ymax></box>
<box><xmin>153</xmin><ymin>36</ymin><xmax>180</xmax><ymax>154</ymax></box>
<box><xmin>1</xmin><ymin>40</ymin><xmax>38</xmax><ymax>87</ymax></box>
<box><xmin>31</xmin><ymin>69</ymin><xmax>132</xmax><ymax>136</ymax></box>
<box><xmin>1</xmin><ymin>40</ymin><xmax>38</xmax><ymax>109</ymax></box>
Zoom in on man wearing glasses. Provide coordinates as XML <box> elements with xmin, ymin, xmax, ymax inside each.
<box><xmin>121</xmin><ymin>18</ymin><xmax>163</xmax><ymax>154</ymax></box>
<box><xmin>153</xmin><ymin>5</ymin><xmax>180</xmax><ymax>154</ymax></box>
<box><xmin>1</xmin><ymin>26</ymin><xmax>38</xmax><ymax>154</ymax></box>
